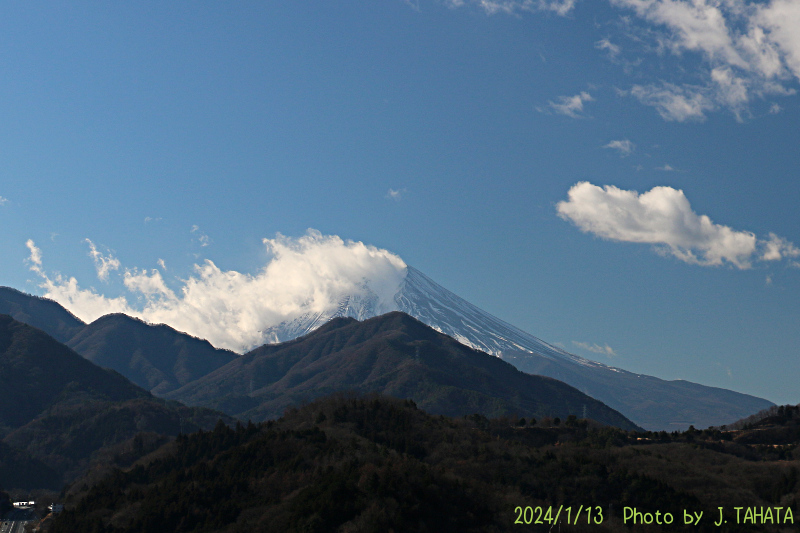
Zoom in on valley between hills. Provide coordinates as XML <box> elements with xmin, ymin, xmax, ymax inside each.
<box><xmin>1</xmin><ymin>287</ymin><xmax>798</xmax><ymax>532</ymax></box>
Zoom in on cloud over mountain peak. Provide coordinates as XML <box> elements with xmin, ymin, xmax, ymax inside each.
<box><xmin>26</xmin><ymin>230</ymin><xmax>407</xmax><ymax>352</ymax></box>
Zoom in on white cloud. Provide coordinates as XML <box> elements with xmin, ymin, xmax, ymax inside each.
<box><xmin>546</xmin><ymin>91</ymin><xmax>594</xmax><ymax>117</ymax></box>
<box><xmin>25</xmin><ymin>240</ymin><xmax>43</xmax><ymax>274</ymax></box>
<box><xmin>445</xmin><ymin>0</ymin><xmax>577</xmax><ymax>16</ymax></box>
<box><xmin>760</xmin><ymin>232</ymin><xmax>800</xmax><ymax>261</ymax></box>
<box><xmin>0</xmin><ymin>196</ymin><xmax>8</xmax><ymax>206</ymax></box>
<box><xmin>443</xmin><ymin>0</ymin><xmax>800</xmax><ymax>119</ymax></box>
<box><xmin>538</xmin><ymin>0</ymin><xmax>577</xmax><ymax>16</ymax></box>
<box><xmin>86</xmin><ymin>239</ymin><xmax>121</xmax><ymax>282</ymax></box>
<box><xmin>157</xmin><ymin>258</ymin><xmax>167</xmax><ymax>270</ymax></box>
<box><xmin>655</xmin><ymin>163</ymin><xmax>676</xmax><ymax>171</ymax></box>
<box><xmin>755</xmin><ymin>0</ymin><xmax>800</xmax><ymax>80</ymax></box>
<box><xmin>573</xmin><ymin>341</ymin><xmax>617</xmax><ymax>357</ymax></box>
<box><xmin>596</xmin><ymin>38</ymin><xmax>622</xmax><ymax>57</ymax></box>
<box><xmin>630</xmin><ymin>83</ymin><xmax>714</xmax><ymax>121</ymax></box>
<box><xmin>556</xmin><ymin>181</ymin><xmax>797</xmax><ymax>269</ymax></box>
<box><xmin>386</xmin><ymin>188</ymin><xmax>406</xmax><ymax>201</ymax></box>
<box><xmin>191</xmin><ymin>225</ymin><xmax>211</xmax><ymax>247</ymax></box>
<box><xmin>27</xmin><ymin>241</ymin><xmax>130</xmax><ymax>317</ymax></box>
<box><xmin>610</xmin><ymin>0</ymin><xmax>800</xmax><ymax>120</ymax></box>
<box><xmin>26</xmin><ymin>230</ymin><xmax>408</xmax><ymax>353</ymax></box>
<box><xmin>769</xmin><ymin>102</ymin><xmax>782</xmax><ymax>114</ymax></box>
<box><xmin>610</xmin><ymin>0</ymin><xmax>747</xmax><ymax>67</ymax></box>
<box><xmin>603</xmin><ymin>139</ymin><xmax>635</xmax><ymax>156</ymax></box>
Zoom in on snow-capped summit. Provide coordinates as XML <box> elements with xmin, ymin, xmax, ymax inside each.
<box><xmin>395</xmin><ymin>267</ymin><xmax>581</xmax><ymax>361</ymax></box>
<box><xmin>259</xmin><ymin>264</ymin><xmax>772</xmax><ymax>431</ymax></box>
<box><xmin>262</xmin><ymin>265</ymin><xmax>583</xmax><ymax>363</ymax></box>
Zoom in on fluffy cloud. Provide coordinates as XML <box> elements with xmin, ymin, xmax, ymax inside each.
<box><xmin>547</xmin><ymin>91</ymin><xmax>594</xmax><ymax>117</ymax></box>
<box><xmin>453</xmin><ymin>0</ymin><xmax>800</xmax><ymax>120</ymax></box>
<box><xmin>557</xmin><ymin>182</ymin><xmax>797</xmax><ymax>269</ymax></box>
<box><xmin>603</xmin><ymin>139</ymin><xmax>635</xmax><ymax>156</ymax></box>
<box><xmin>27</xmin><ymin>230</ymin><xmax>408</xmax><ymax>352</ymax></box>
<box><xmin>611</xmin><ymin>0</ymin><xmax>800</xmax><ymax>120</ymax></box>
<box><xmin>761</xmin><ymin>233</ymin><xmax>800</xmax><ymax>261</ymax></box>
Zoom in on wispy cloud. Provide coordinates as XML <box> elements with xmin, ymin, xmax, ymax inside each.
<box><xmin>444</xmin><ymin>0</ymin><xmax>577</xmax><ymax>16</ymax></box>
<box><xmin>386</xmin><ymin>188</ymin><xmax>407</xmax><ymax>201</ymax></box>
<box><xmin>452</xmin><ymin>0</ymin><xmax>800</xmax><ymax>120</ymax></box>
<box><xmin>630</xmin><ymin>83</ymin><xmax>714</xmax><ymax>122</ymax></box>
<box><xmin>573</xmin><ymin>340</ymin><xmax>617</xmax><ymax>357</ymax></box>
<box><xmin>86</xmin><ymin>239</ymin><xmax>121</xmax><ymax>282</ymax></box>
<box><xmin>655</xmin><ymin>163</ymin><xmax>677</xmax><ymax>171</ymax></box>
<box><xmin>26</xmin><ymin>230</ymin><xmax>408</xmax><ymax>352</ymax></box>
<box><xmin>0</xmin><ymin>196</ymin><xmax>8</xmax><ymax>206</ymax></box>
<box><xmin>544</xmin><ymin>91</ymin><xmax>594</xmax><ymax>118</ymax></box>
<box><xmin>610</xmin><ymin>0</ymin><xmax>800</xmax><ymax>120</ymax></box>
<box><xmin>557</xmin><ymin>181</ymin><xmax>798</xmax><ymax>269</ymax></box>
<box><xmin>761</xmin><ymin>233</ymin><xmax>800</xmax><ymax>261</ymax></box>
<box><xmin>26</xmin><ymin>240</ymin><xmax>43</xmax><ymax>274</ymax></box>
<box><xmin>603</xmin><ymin>139</ymin><xmax>635</xmax><ymax>156</ymax></box>
<box><xmin>595</xmin><ymin>38</ymin><xmax>621</xmax><ymax>57</ymax></box>
<box><xmin>191</xmin><ymin>225</ymin><xmax>211</xmax><ymax>247</ymax></box>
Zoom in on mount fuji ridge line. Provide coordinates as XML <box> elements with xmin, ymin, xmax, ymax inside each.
<box><xmin>260</xmin><ymin>266</ymin><xmax>773</xmax><ymax>431</ymax></box>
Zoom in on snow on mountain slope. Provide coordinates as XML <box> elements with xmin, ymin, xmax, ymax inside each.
<box><xmin>264</xmin><ymin>265</ymin><xmax>604</xmax><ymax>368</ymax></box>
<box><xmin>257</xmin><ymin>265</ymin><xmax>773</xmax><ymax>430</ymax></box>
<box><xmin>396</xmin><ymin>267</ymin><xmax>595</xmax><ymax>364</ymax></box>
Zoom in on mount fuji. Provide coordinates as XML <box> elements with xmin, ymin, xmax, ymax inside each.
<box><xmin>260</xmin><ymin>266</ymin><xmax>772</xmax><ymax>431</ymax></box>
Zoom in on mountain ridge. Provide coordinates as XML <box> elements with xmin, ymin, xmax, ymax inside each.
<box><xmin>0</xmin><ymin>314</ymin><xmax>234</xmax><ymax>489</ymax></box>
<box><xmin>66</xmin><ymin>313</ymin><xmax>238</xmax><ymax>395</ymax></box>
<box><xmin>166</xmin><ymin>311</ymin><xmax>641</xmax><ymax>430</ymax></box>
<box><xmin>0</xmin><ymin>282</ymin><xmax>774</xmax><ymax>431</ymax></box>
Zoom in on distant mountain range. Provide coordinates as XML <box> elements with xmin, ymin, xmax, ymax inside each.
<box><xmin>0</xmin><ymin>279</ymin><xmax>774</xmax><ymax>431</ymax></box>
<box><xmin>221</xmin><ymin>267</ymin><xmax>774</xmax><ymax>430</ymax></box>
<box><xmin>0</xmin><ymin>307</ymin><xmax>638</xmax><ymax>489</ymax></box>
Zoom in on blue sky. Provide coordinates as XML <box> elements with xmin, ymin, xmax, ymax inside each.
<box><xmin>1</xmin><ymin>1</ymin><xmax>799</xmax><ymax>405</ymax></box>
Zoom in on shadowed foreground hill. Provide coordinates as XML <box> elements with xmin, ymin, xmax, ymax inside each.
<box><xmin>0</xmin><ymin>314</ymin><xmax>146</xmax><ymax>430</ymax></box>
<box><xmin>52</xmin><ymin>394</ymin><xmax>800</xmax><ymax>533</ymax></box>
<box><xmin>167</xmin><ymin>312</ymin><xmax>640</xmax><ymax>430</ymax></box>
<box><xmin>0</xmin><ymin>315</ymin><xmax>234</xmax><ymax>489</ymax></box>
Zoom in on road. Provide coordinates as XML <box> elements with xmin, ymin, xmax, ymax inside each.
<box><xmin>1</xmin><ymin>507</ymin><xmax>36</xmax><ymax>533</ymax></box>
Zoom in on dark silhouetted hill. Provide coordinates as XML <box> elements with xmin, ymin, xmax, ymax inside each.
<box><xmin>0</xmin><ymin>314</ymin><xmax>234</xmax><ymax>489</ymax></box>
<box><xmin>0</xmin><ymin>287</ymin><xmax>84</xmax><ymax>344</ymax></box>
<box><xmin>66</xmin><ymin>313</ymin><xmax>237</xmax><ymax>395</ymax></box>
<box><xmin>0</xmin><ymin>314</ymin><xmax>146</xmax><ymax>430</ymax></box>
<box><xmin>168</xmin><ymin>312</ymin><xmax>640</xmax><ymax>430</ymax></box>
<box><xmin>51</xmin><ymin>394</ymin><xmax>800</xmax><ymax>533</ymax></box>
